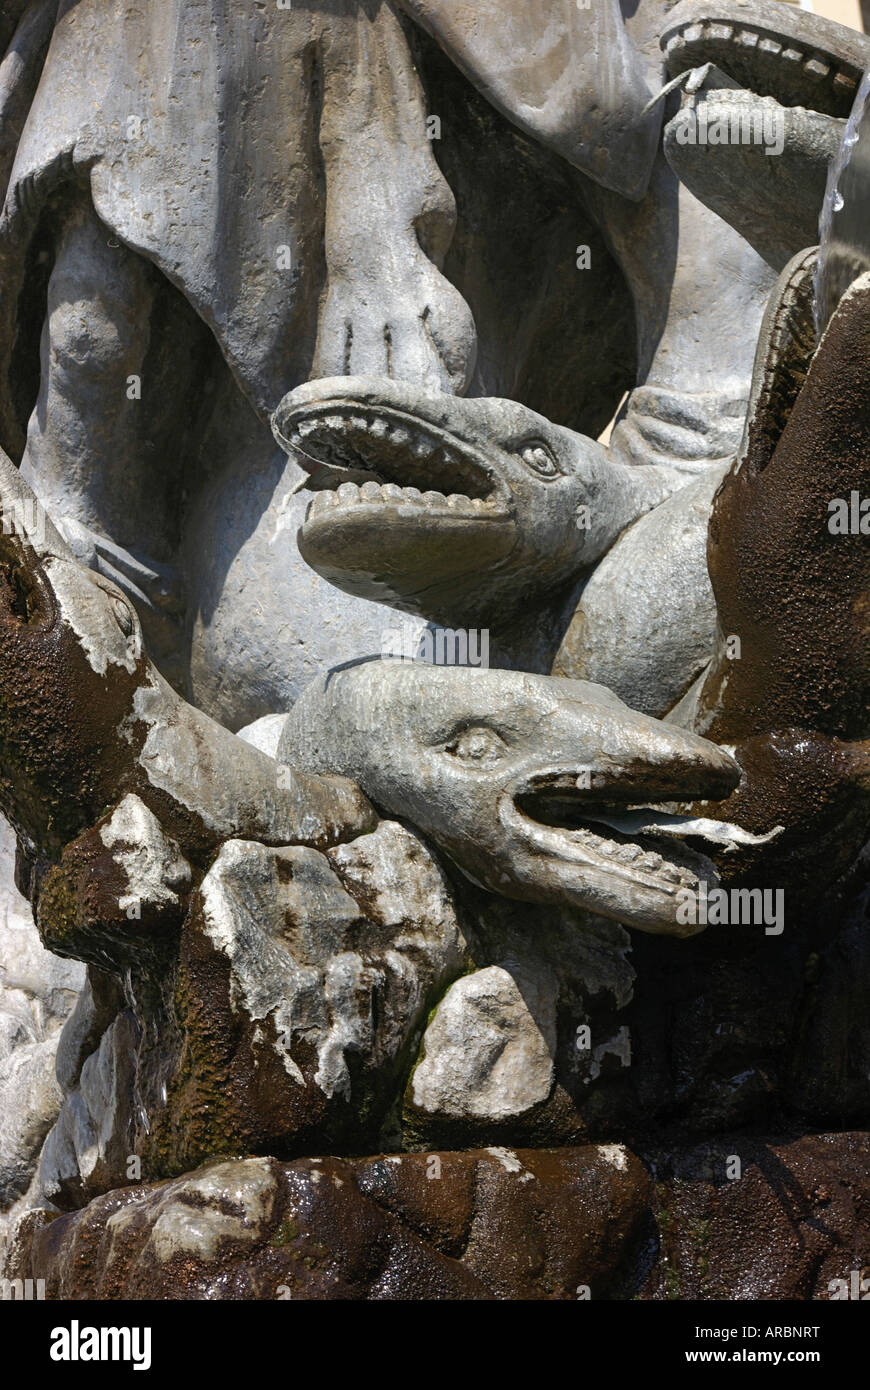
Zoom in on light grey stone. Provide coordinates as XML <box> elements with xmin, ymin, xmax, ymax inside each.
<box><xmin>0</xmin><ymin>1034</ymin><xmax>64</xmax><ymax>1208</ymax></box>
<box><xmin>0</xmin><ymin>0</ymin><xmax>778</xmax><ymax>734</ymax></box>
<box><xmin>99</xmin><ymin>795</ymin><xmax>191</xmax><ymax>917</ymax></box>
<box><xmin>0</xmin><ymin>2</ymin><xmax>465</xmax><ymax>725</ymax></box>
<box><xmin>1</xmin><ymin>0</ymin><xmax>868</xmax><ymax>1289</ymax></box>
<box><xmin>553</xmin><ymin>466</ymin><xmax>727</xmax><ymax>716</ymax></box>
<box><xmin>196</xmin><ymin>821</ymin><xmax>467</xmax><ymax>1104</ymax></box>
<box><xmin>280</xmin><ymin>661</ymin><xmax>743</xmax><ymax>937</ymax></box>
<box><xmin>0</xmin><ymin>814</ymin><xmax>82</xmax><ymax>1209</ymax></box>
<box><xmin>410</xmin><ymin>965</ymin><xmax>557</xmax><ymax>1122</ymax></box>
<box><xmin>394</xmin><ymin>0</ymin><xmax>662</xmax><ymax>198</ymax></box>
<box><xmin>237</xmin><ymin>714</ymin><xmax>299</xmax><ymax>761</ymax></box>
<box><xmin>141</xmin><ymin>1159</ymin><xmax>279</xmax><ymax>1266</ymax></box>
<box><xmin>660</xmin><ymin>0</ymin><xmax>869</xmax><ymax>270</ymax></box>
<box><xmin>402</xmin><ymin>0</ymin><xmax>776</xmax><ymax>480</ymax></box>
<box><xmin>54</xmin><ymin>969</ymin><xmax>125</xmax><ymax>1099</ymax></box>
<box><xmin>665</xmin><ymin>88</ymin><xmax>844</xmax><ymax>271</ymax></box>
<box><xmin>39</xmin><ymin>1010</ymin><xmax>139</xmax><ymax>1210</ymax></box>
<box><xmin>272</xmin><ymin>378</ymin><xmax>728</xmax><ymax>712</ymax></box>
<box><xmin>274</xmin><ymin>374</ymin><xmax>691</xmax><ymax>685</ymax></box>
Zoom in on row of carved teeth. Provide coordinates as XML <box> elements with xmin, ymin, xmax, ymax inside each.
<box><xmin>569</xmin><ymin>825</ymin><xmax>699</xmax><ymax>887</ymax></box>
<box><xmin>666</xmin><ymin>22</ymin><xmax>858</xmax><ymax>95</ymax></box>
<box><xmin>307</xmin><ymin>482</ymin><xmax>500</xmax><ymax>513</ymax></box>
<box><xmin>289</xmin><ymin>411</ymin><xmax>468</xmax><ymax>466</ymax></box>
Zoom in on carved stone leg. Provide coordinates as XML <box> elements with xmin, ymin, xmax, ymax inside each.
<box><xmin>312</xmin><ymin>1</ymin><xmax>477</xmax><ymax>393</ymax></box>
<box><xmin>17</xmin><ymin>196</ymin><xmax>200</xmax><ymax>681</ymax></box>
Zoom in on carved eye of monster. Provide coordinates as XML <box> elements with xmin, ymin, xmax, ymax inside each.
<box><xmin>444</xmin><ymin>726</ymin><xmax>508</xmax><ymax>766</ymax></box>
<box><xmin>518</xmin><ymin>441</ymin><xmax>560</xmax><ymax>479</ymax></box>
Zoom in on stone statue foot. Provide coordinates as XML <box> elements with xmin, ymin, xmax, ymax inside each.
<box><xmin>313</xmin><ymin>249</ymin><xmax>477</xmax><ymax>397</ymax></box>
<box><xmin>312</xmin><ymin>1</ymin><xmax>477</xmax><ymax>394</ymax></box>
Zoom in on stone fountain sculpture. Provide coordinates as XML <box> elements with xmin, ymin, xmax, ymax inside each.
<box><xmin>1</xmin><ymin>0</ymin><xmax>870</xmax><ymax>1301</ymax></box>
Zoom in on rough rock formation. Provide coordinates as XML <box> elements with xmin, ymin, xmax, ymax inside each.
<box><xmin>6</xmin><ymin>1133</ymin><xmax>868</xmax><ymax>1300</ymax></box>
<box><xmin>11</xmin><ymin>1146</ymin><xmax>654</xmax><ymax>1301</ymax></box>
<box><xmin>0</xmin><ymin>817</ymin><xmax>81</xmax><ymax>1211</ymax></box>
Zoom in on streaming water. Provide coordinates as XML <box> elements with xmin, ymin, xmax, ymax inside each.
<box><xmin>814</xmin><ymin>67</ymin><xmax>870</xmax><ymax>340</ymax></box>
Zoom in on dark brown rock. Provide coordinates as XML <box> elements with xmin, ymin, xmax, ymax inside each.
<box><xmin>21</xmin><ymin>1145</ymin><xmax>651</xmax><ymax>1301</ymax></box>
<box><xmin>642</xmin><ymin>1131</ymin><xmax>870</xmax><ymax>1300</ymax></box>
<box><xmin>10</xmin><ymin>1134</ymin><xmax>870</xmax><ymax>1299</ymax></box>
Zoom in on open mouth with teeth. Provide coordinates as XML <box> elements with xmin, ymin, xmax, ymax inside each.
<box><xmin>662</xmin><ymin>1</ymin><xmax>867</xmax><ymax>117</ymax></box>
<box><xmin>278</xmin><ymin>396</ymin><xmax>517</xmax><ymax>607</ymax></box>
<box><xmin>498</xmin><ymin>763</ymin><xmax>776</xmax><ymax>935</ymax></box>
<box><xmin>282</xmin><ymin>400</ymin><xmax>509</xmax><ymax>517</ymax></box>
<box><xmin>519</xmin><ymin>791</ymin><xmax>714</xmax><ymax>880</ymax></box>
